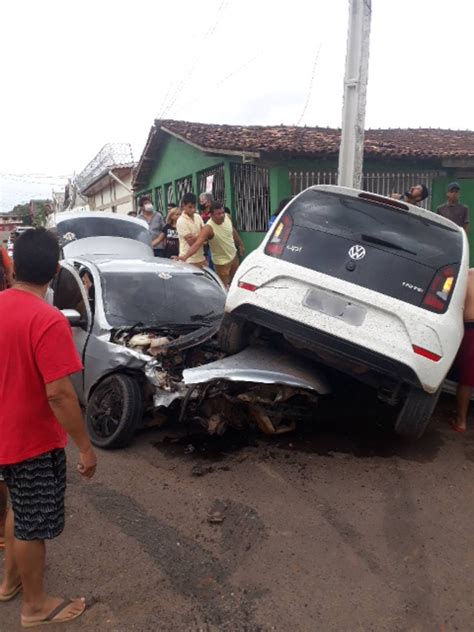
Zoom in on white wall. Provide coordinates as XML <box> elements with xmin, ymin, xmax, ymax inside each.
<box><xmin>88</xmin><ymin>170</ymin><xmax>133</xmax><ymax>214</ymax></box>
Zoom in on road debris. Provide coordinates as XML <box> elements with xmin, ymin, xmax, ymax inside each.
<box><xmin>191</xmin><ymin>464</ymin><xmax>215</xmax><ymax>477</ymax></box>
<box><xmin>207</xmin><ymin>511</ymin><xmax>225</xmax><ymax>524</ymax></box>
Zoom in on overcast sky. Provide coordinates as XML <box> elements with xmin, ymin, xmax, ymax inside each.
<box><xmin>1</xmin><ymin>0</ymin><xmax>473</xmax><ymax>211</ymax></box>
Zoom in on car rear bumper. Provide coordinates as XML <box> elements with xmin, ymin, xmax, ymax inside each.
<box><xmin>232</xmin><ymin>304</ymin><xmax>424</xmax><ymax>391</ymax></box>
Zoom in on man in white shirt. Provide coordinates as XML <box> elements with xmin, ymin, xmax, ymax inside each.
<box><xmin>176</xmin><ymin>193</ymin><xmax>206</xmax><ymax>268</ymax></box>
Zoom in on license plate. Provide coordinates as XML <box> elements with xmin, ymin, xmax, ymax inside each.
<box><xmin>303</xmin><ymin>288</ymin><xmax>366</xmax><ymax>326</ymax></box>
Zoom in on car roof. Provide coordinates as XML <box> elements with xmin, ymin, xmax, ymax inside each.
<box><xmin>54</xmin><ymin>211</ymin><xmax>148</xmax><ymax>229</ymax></box>
<box><xmin>312</xmin><ymin>185</ymin><xmax>463</xmax><ymax>232</ymax></box>
<box><xmin>70</xmin><ymin>255</ymin><xmax>205</xmax><ymax>276</ymax></box>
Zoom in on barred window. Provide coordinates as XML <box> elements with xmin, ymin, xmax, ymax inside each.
<box><xmin>233</xmin><ymin>164</ymin><xmax>270</xmax><ymax>232</ymax></box>
<box><xmin>164</xmin><ymin>183</ymin><xmax>175</xmax><ymax>207</ymax></box>
<box><xmin>175</xmin><ymin>176</ymin><xmax>193</xmax><ymax>205</ymax></box>
<box><xmin>155</xmin><ymin>186</ymin><xmax>164</xmax><ymax>215</ymax></box>
<box><xmin>198</xmin><ymin>164</ymin><xmax>226</xmax><ymax>204</ymax></box>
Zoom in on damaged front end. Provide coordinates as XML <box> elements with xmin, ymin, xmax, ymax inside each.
<box><xmin>108</xmin><ymin>322</ymin><xmax>223</xmax><ymax>410</ymax></box>
<box><xmin>181</xmin><ymin>346</ymin><xmax>331</xmax><ymax>436</ymax></box>
<box><xmin>106</xmin><ymin>323</ymin><xmax>330</xmax><ymax>439</ymax></box>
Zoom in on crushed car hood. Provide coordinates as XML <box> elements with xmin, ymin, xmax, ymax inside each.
<box><xmin>183</xmin><ymin>346</ymin><xmax>331</xmax><ymax>394</ymax></box>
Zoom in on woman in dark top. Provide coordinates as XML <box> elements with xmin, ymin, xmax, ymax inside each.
<box><xmin>155</xmin><ymin>207</ymin><xmax>180</xmax><ymax>258</ymax></box>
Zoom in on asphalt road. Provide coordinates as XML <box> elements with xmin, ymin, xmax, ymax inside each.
<box><xmin>1</xmin><ymin>391</ymin><xmax>474</xmax><ymax>632</ymax></box>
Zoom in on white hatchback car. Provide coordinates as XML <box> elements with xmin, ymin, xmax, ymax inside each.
<box><xmin>221</xmin><ymin>185</ymin><xmax>469</xmax><ymax>438</ymax></box>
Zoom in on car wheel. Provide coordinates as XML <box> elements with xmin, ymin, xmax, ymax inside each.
<box><xmin>218</xmin><ymin>313</ymin><xmax>251</xmax><ymax>355</ymax></box>
<box><xmin>86</xmin><ymin>373</ymin><xmax>144</xmax><ymax>449</ymax></box>
<box><xmin>394</xmin><ymin>385</ymin><xmax>441</xmax><ymax>438</ymax></box>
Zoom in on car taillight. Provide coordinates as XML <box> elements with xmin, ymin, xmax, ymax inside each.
<box><xmin>422</xmin><ymin>265</ymin><xmax>457</xmax><ymax>313</ymax></box>
<box><xmin>238</xmin><ymin>281</ymin><xmax>258</xmax><ymax>292</ymax></box>
<box><xmin>265</xmin><ymin>214</ymin><xmax>294</xmax><ymax>257</ymax></box>
<box><xmin>412</xmin><ymin>345</ymin><xmax>441</xmax><ymax>362</ymax></box>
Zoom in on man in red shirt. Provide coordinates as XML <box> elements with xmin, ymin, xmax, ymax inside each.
<box><xmin>0</xmin><ymin>244</ymin><xmax>12</xmax><ymax>551</ymax></box>
<box><xmin>0</xmin><ymin>228</ymin><xmax>97</xmax><ymax>628</ymax></box>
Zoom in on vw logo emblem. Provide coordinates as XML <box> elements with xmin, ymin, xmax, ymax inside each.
<box><xmin>348</xmin><ymin>245</ymin><xmax>366</xmax><ymax>261</ymax></box>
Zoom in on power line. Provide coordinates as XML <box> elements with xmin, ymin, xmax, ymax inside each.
<box><xmin>0</xmin><ymin>178</ymin><xmax>66</xmax><ymax>186</ymax></box>
<box><xmin>156</xmin><ymin>0</ymin><xmax>229</xmax><ymax>120</ymax></box>
<box><xmin>296</xmin><ymin>44</ymin><xmax>322</xmax><ymax>126</ymax></box>
<box><xmin>0</xmin><ymin>172</ymin><xmax>69</xmax><ymax>180</ymax></box>
<box><xmin>158</xmin><ymin>0</ymin><xmax>228</xmax><ymax>119</ymax></box>
<box><xmin>172</xmin><ymin>50</ymin><xmax>264</xmax><ymax>115</ymax></box>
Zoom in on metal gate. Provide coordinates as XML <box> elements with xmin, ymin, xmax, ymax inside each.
<box><xmin>289</xmin><ymin>170</ymin><xmax>338</xmax><ymax>193</ymax></box>
<box><xmin>233</xmin><ymin>164</ymin><xmax>270</xmax><ymax>231</ymax></box>
<box><xmin>289</xmin><ymin>170</ymin><xmax>444</xmax><ymax>210</ymax></box>
<box><xmin>361</xmin><ymin>172</ymin><xmax>444</xmax><ymax>208</ymax></box>
<box><xmin>198</xmin><ymin>164</ymin><xmax>226</xmax><ymax>204</ymax></box>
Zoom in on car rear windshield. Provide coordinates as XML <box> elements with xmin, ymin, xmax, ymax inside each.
<box><xmin>102</xmin><ymin>271</ymin><xmax>225</xmax><ymax>328</ymax></box>
<box><xmin>56</xmin><ymin>218</ymin><xmax>151</xmax><ymax>246</ymax></box>
<box><xmin>282</xmin><ymin>189</ymin><xmax>461</xmax><ymax>266</ymax></box>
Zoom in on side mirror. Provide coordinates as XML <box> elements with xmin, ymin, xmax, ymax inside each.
<box><xmin>61</xmin><ymin>309</ymin><xmax>83</xmax><ymax>327</ymax></box>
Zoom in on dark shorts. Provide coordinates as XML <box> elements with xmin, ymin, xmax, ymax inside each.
<box><xmin>154</xmin><ymin>249</ymin><xmax>166</xmax><ymax>258</ymax></box>
<box><xmin>0</xmin><ymin>449</ymin><xmax>66</xmax><ymax>541</ymax></box>
<box><xmin>453</xmin><ymin>325</ymin><xmax>474</xmax><ymax>388</ymax></box>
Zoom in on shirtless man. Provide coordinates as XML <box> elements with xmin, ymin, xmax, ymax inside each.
<box><xmin>452</xmin><ymin>268</ymin><xmax>474</xmax><ymax>432</ymax></box>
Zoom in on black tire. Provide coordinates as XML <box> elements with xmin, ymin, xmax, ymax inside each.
<box><xmin>394</xmin><ymin>386</ymin><xmax>441</xmax><ymax>439</ymax></box>
<box><xmin>218</xmin><ymin>313</ymin><xmax>250</xmax><ymax>355</ymax></box>
<box><xmin>86</xmin><ymin>373</ymin><xmax>144</xmax><ymax>449</ymax></box>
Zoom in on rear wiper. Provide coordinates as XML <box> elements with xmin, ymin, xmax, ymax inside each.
<box><xmin>360</xmin><ymin>234</ymin><xmax>417</xmax><ymax>256</ymax></box>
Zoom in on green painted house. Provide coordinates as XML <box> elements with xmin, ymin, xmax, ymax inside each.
<box><xmin>133</xmin><ymin>121</ymin><xmax>474</xmax><ymax>260</ymax></box>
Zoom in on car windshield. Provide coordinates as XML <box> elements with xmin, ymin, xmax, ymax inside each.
<box><xmin>56</xmin><ymin>217</ymin><xmax>150</xmax><ymax>246</ymax></box>
<box><xmin>101</xmin><ymin>271</ymin><xmax>225</xmax><ymax>328</ymax></box>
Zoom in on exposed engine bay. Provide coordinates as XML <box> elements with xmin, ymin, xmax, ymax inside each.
<box><xmin>109</xmin><ymin>327</ymin><xmax>330</xmax><ymax>436</ymax></box>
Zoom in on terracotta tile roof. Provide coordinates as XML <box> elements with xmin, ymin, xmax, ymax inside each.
<box><xmin>133</xmin><ymin>119</ymin><xmax>474</xmax><ymax>188</ymax></box>
<box><xmin>161</xmin><ymin>120</ymin><xmax>474</xmax><ymax>159</ymax></box>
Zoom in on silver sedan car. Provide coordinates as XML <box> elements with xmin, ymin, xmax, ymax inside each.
<box><xmin>51</xmin><ymin>212</ymin><xmax>330</xmax><ymax>449</ymax></box>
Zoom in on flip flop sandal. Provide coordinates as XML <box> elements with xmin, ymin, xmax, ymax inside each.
<box><xmin>21</xmin><ymin>598</ymin><xmax>86</xmax><ymax>628</ymax></box>
<box><xmin>450</xmin><ymin>420</ymin><xmax>466</xmax><ymax>433</ymax></box>
<box><xmin>0</xmin><ymin>582</ymin><xmax>22</xmax><ymax>602</ymax></box>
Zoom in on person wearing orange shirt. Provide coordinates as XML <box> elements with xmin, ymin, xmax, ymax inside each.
<box><xmin>0</xmin><ymin>245</ymin><xmax>14</xmax><ymax>291</ymax></box>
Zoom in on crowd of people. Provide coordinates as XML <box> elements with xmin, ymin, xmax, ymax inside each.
<box><xmin>134</xmin><ymin>191</ymin><xmax>245</xmax><ymax>288</ymax></box>
<box><xmin>0</xmin><ymin>182</ymin><xmax>473</xmax><ymax>627</ymax></box>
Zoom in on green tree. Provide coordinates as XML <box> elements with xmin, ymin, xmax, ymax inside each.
<box><xmin>11</xmin><ymin>203</ymin><xmax>32</xmax><ymax>226</ymax></box>
<box><xmin>31</xmin><ymin>201</ymin><xmax>50</xmax><ymax>228</ymax></box>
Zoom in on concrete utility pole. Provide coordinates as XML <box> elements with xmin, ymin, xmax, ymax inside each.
<box><xmin>337</xmin><ymin>0</ymin><xmax>372</xmax><ymax>189</ymax></box>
